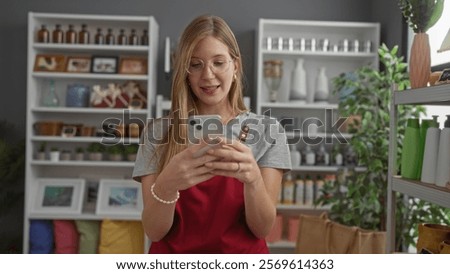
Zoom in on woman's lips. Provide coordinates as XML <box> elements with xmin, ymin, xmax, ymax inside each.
<box><xmin>201</xmin><ymin>85</ymin><xmax>220</xmax><ymax>94</ymax></box>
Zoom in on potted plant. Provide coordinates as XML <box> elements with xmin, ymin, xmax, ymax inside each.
<box><xmin>74</xmin><ymin>147</ymin><xmax>84</xmax><ymax>161</ymax></box>
<box><xmin>86</xmin><ymin>142</ymin><xmax>104</xmax><ymax>161</ymax></box>
<box><xmin>124</xmin><ymin>144</ymin><xmax>139</xmax><ymax>161</ymax></box>
<box><xmin>317</xmin><ymin>44</ymin><xmax>450</xmax><ymax>251</ymax></box>
<box><xmin>106</xmin><ymin>144</ymin><xmax>124</xmax><ymax>161</ymax></box>
<box><xmin>398</xmin><ymin>0</ymin><xmax>444</xmax><ymax>88</ymax></box>
<box><xmin>49</xmin><ymin>147</ymin><xmax>60</xmax><ymax>162</ymax></box>
<box><xmin>36</xmin><ymin>142</ymin><xmax>46</xmax><ymax>160</ymax></box>
<box><xmin>60</xmin><ymin>149</ymin><xmax>71</xmax><ymax>161</ymax></box>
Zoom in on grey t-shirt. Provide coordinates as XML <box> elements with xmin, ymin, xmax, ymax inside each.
<box><xmin>132</xmin><ymin>111</ymin><xmax>292</xmax><ymax>182</ymax></box>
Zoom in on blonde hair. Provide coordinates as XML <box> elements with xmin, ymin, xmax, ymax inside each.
<box><xmin>156</xmin><ymin>14</ymin><xmax>247</xmax><ymax>173</ymax></box>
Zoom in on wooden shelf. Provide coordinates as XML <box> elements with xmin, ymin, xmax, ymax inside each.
<box><xmin>31</xmin><ymin>160</ymin><xmax>135</xmax><ymax>167</ymax></box>
<box><xmin>32</xmin><ymin>71</ymin><xmax>148</xmax><ymax>80</ymax></box>
<box><xmin>32</xmin><ymin>106</ymin><xmax>147</xmax><ymax>115</ymax></box>
<box><xmin>392</xmin><ymin>176</ymin><xmax>450</xmax><ymax>208</ymax></box>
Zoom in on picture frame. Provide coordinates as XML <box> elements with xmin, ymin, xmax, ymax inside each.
<box><xmin>33</xmin><ymin>54</ymin><xmax>66</xmax><ymax>72</ymax></box>
<box><xmin>65</xmin><ymin>56</ymin><xmax>91</xmax><ymax>73</ymax></box>
<box><xmin>119</xmin><ymin>57</ymin><xmax>148</xmax><ymax>75</ymax></box>
<box><xmin>91</xmin><ymin>56</ymin><xmax>118</xmax><ymax>74</ymax></box>
<box><xmin>96</xmin><ymin>179</ymin><xmax>143</xmax><ymax>216</ymax></box>
<box><xmin>31</xmin><ymin>178</ymin><xmax>86</xmax><ymax>214</ymax></box>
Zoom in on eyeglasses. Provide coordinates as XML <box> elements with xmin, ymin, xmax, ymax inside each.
<box><xmin>186</xmin><ymin>58</ymin><xmax>233</xmax><ymax>75</ymax></box>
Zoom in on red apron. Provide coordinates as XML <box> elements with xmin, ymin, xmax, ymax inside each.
<box><xmin>149</xmin><ymin>176</ymin><xmax>269</xmax><ymax>253</ymax></box>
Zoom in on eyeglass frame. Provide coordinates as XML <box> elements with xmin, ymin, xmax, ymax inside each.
<box><xmin>186</xmin><ymin>57</ymin><xmax>234</xmax><ymax>75</ymax></box>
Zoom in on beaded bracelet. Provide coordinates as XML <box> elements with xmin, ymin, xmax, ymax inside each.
<box><xmin>150</xmin><ymin>183</ymin><xmax>180</xmax><ymax>204</ymax></box>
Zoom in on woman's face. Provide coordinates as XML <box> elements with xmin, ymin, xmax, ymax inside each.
<box><xmin>187</xmin><ymin>36</ymin><xmax>236</xmax><ymax>111</ymax></box>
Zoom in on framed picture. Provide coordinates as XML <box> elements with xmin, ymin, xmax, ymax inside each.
<box><xmin>31</xmin><ymin>178</ymin><xmax>86</xmax><ymax>214</ymax></box>
<box><xmin>33</xmin><ymin>54</ymin><xmax>66</xmax><ymax>72</ymax></box>
<box><xmin>119</xmin><ymin>57</ymin><xmax>148</xmax><ymax>75</ymax></box>
<box><xmin>96</xmin><ymin>179</ymin><xmax>143</xmax><ymax>216</ymax></box>
<box><xmin>91</xmin><ymin>56</ymin><xmax>118</xmax><ymax>74</ymax></box>
<box><xmin>66</xmin><ymin>56</ymin><xmax>91</xmax><ymax>73</ymax></box>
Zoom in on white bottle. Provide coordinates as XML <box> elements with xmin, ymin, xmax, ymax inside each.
<box><xmin>290</xmin><ymin>58</ymin><xmax>307</xmax><ymax>102</ymax></box>
<box><xmin>304</xmin><ymin>175</ymin><xmax>314</xmax><ymax>206</ymax></box>
<box><xmin>435</xmin><ymin>127</ymin><xmax>450</xmax><ymax>187</ymax></box>
<box><xmin>421</xmin><ymin>125</ymin><xmax>440</xmax><ymax>184</ymax></box>
<box><xmin>290</xmin><ymin>145</ymin><xmax>301</xmax><ymax>167</ymax></box>
<box><xmin>283</xmin><ymin>173</ymin><xmax>295</xmax><ymax>204</ymax></box>
<box><xmin>294</xmin><ymin>175</ymin><xmax>305</xmax><ymax>205</ymax></box>
<box><xmin>315</xmin><ymin>67</ymin><xmax>329</xmax><ymax>101</ymax></box>
<box><xmin>305</xmin><ymin>145</ymin><xmax>316</xmax><ymax>165</ymax></box>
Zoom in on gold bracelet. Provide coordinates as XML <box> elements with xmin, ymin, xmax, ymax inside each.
<box><xmin>150</xmin><ymin>183</ymin><xmax>179</xmax><ymax>204</ymax></box>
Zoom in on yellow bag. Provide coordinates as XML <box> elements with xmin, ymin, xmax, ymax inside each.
<box><xmin>295</xmin><ymin>213</ymin><xmax>386</xmax><ymax>254</ymax></box>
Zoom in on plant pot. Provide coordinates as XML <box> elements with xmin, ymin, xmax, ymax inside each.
<box><xmin>60</xmin><ymin>152</ymin><xmax>71</xmax><ymax>161</ymax></box>
<box><xmin>50</xmin><ymin>151</ymin><xmax>60</xmax><ymax>162</ymax></box>
<box><xmin>88</xmin><ymin>152</ymin><xmax>103</xmax><ymax>161</ymax></box>
<box><xmin>127</xmin><ymin>153</ymin><xmax>137</xmax><ymax>162</ymax></box>
<box><xmin>417</xmin><ymin>223</ymin><xmax>450</xmax><ymax>253</ymax></box>
<box><xmin>109</xmin><ymin>154</ymin><xmax>123</xmax><ymax>161</ymax></box>
<box><xmin>409</xmin><ymin>33</ymin><xmax>431</xmax><ymax>89</ymax></box>
<box><xmin>36</xmin><ymin>152</ymin><xmax>46</xmax><ymax>160</ymax></box>
<box><xmin>75</xmin><ymin>153</ymin><xmax>84</xmax><ymax>161</ymax></box>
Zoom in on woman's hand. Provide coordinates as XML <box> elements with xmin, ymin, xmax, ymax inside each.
<box><xmin>204</xmin><ymin>137</ymin><xmax>262</xmax><ymax>185</ymax></box>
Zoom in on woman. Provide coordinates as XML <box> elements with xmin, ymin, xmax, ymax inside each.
<box><xmin>133</xmin><ymin>14</ymin><xmax>291</xmax><ymax>253</ymax></box>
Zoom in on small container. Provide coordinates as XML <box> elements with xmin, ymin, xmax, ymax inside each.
<box><xmin>37</xmin><ymin>25</ymin><xmax>50</xmax><ymax>43</ymax></box>
<box><xmin>94</xmin><ymin>28</ymin><xmax>104</xmax><ymax>45</ymax></box>
<box><xmin>283</xmin><ymin>173</ymin><xmax>295</xmax><ymax>204</ymax></box>
<box><xmin>106</xmin><ymin>28</ymin><xmax>115</xmax><ymax>45</ymax></box>
<box><xmin>364</xmin><ymin>40</ymin><xmax>373</xmax><ymax>52</ymax></box>
<box><xmin>141</xmin><ymin>29</ymin><xmax>149</xmax><ymax>45</ymax></box>
<box><xmin>318</xmin><ymin>38</ymin><xmax>329</xmax><ymax>51</ymax></box>
<box><xmin>65</xmin><ymin>24</ymin><xmax>77</xmax><ymax>44</ymax></box>
<box><xmin>129</xmin><ymin>29</ymin><xmax>139</xmax><ymax>45</ymax></box>
<box><xmin>52</xmin><ymin>24</ymin><xmax>64</xmax><ymax>43</ymax></box>
<box><xmin>339</xmin><ymin>39</ymin><xmax>349</xmax><ymax>52</ymax></box>
<box><xmin>264</xmin><ymin>36</ymin><xmax>272</xmax><ymax>50</ymax></box>
<box><xmin>118</xmin><ymin>29</ymin><xmax>128</xmax><ymax>45</ymax></box>
<box><xmin>294</xmin><ymin>175</ymin><xmax>304</xmax><ymax>205</ymax></box>
<box><xmin>78</xmin><ymin>24</ymin><xmax>89</xmax><ymax>44</ymax></box>
<box><xmin>66</xmin><ymin>84</ymin><xmax>90</xmax><ymax>107</ymax></box>
<box><xmin>304</xmin><ymin>175</ymin><xmax>314</xmax><ymax>206</ymax></box>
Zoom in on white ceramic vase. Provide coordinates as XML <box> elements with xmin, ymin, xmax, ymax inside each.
<box><xmin>315</xmin><ymin>67</ymin><xmax>329</xmax><ymax>101</ymax></box>
<box><xmin>421</xmin><ymin>127</ymin><xmax>440</xmax><ymax>184</ymax></box>
<box><xmin>290</xmin><ymin>58</ymin><xmax>307</xmax><ymax>102</ymax></box>
<box><xmin>435</xmin><ymin>128</ymin><xmax>450</xmax><ymax>187</ymax></box>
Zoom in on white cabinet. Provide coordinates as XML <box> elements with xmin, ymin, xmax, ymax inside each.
<box><xmin>387</xmin><ymin>85</ymin><xmax>450</xmax><ymax>253</ymax></box>
<box><xmin>24</xmin><ymin>12</ymin><xmax>159</xmax><ymax>253</ymax></box>
<box><xmin>256</xmin><ymin>19</ymin><xmax>379</xmax><ymax>253</ymax></box>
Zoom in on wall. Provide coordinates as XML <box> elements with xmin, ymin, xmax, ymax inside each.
<box><xmin>0</xmin><ymin>0</ymin><xmax>405</xmax><ymax>253</ymax></box>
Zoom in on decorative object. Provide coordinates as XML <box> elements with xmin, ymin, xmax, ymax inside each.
<box><xmin>417</xmin><ymin>223</ymin><xmax>450</xmax><ymax>254</ymax></box>
<box><xmin>36</xmin><ymin>142</ymin><xmax>46</xmax><ymax>160</ymax></box>
<box><xmin>41</xmin><ymin>79</ymin><xmax>59</xmax><ymax>107</ymax></box>
<box><xmin>78</xmin><ymin>24</ymin><xmax>89</xmax><ymax>44</ymax></box>
<box><xmin>61</xmin><ymin>125</ymin><xmax>77</xmax><ymax>137</ymax></box>
<box><xmin>66</xmin><ymin>83</ymin><xmax>90</xmax><ymax>107</ymax></box>
<box><xmin>49</xmin><ymin>147</ymin><xmax>60</xmax><ymax>162</ymax></box>
<box><xmin>34</xmin><ymin>54</ymin><xmax>66</xmax><ymax>72</ymax></box>
<box><xmin>31</xmin><ymin>178</ymin><xmax>86</xmax><ymax>214</ymax></box>
<box><xmin>91</xmin><ymin>56</ymin><xmax>118</xmax><ymax>74</ymax></box>
<box><xmin>263</xmin><ymin>60</ymin><xmax>283</xmax><ymax>102</ymax></box>
<box><xmin>400</xmin><ymin>118</ymin><xmax>420</xmax><ymax>180</ymax></box>
<box><xmin>322</xmin><ymin>44</ymin><xmax>449</xmax><ymax>251</ymax></box>
<box><xmin>290</xmin><ymin>58</ymin><xmax>307</xmax><ymax>102</ymax></box>
<box><xmin>289</xmin><ymin>145</ymin><xmax>301</xmax><ymax>167</ymax></box>
<box><xmin>33</xmin><ymin>120</ymin><xmax>63</xmax><ymax>136</ymax></box>
<box><xmin>65</xmin><ymin>24</ymin><xmax>77</xmax><ymax>44</ymax></box>
<box><xmin>398</xmin><ymin>0</ymin><xmax>444</xmax><ymax>88</ymax></box>
<box><xmin>52</xmin><ymin>24</ymin><xmax>63</xmax><ymax>43</ymax></box>
<box><xmin>436</xmin><ymin>68</ymin><xmax>450</xmax><ymax>85</ymax></box>
<box><xmin>124</xmin><ymin>144</ymin><xmax>139</xmax><ymax>161</ymax></box>
<box><xmin>435</xmin><ymin>123</ymin><xmax>450</xmax><ymax>187</ymax></box>
<box><xmin>86</xmin><ymin>142</ymin><xmax>104</xmax><ymax>161</ymax></box>
<box><xmin>106</xmin><ymin>144</ymin><xmax>124</xmax><ymax>161</ymax></box>
<box><xmin>75</xmin><ymin>147</ymin><xmax>84</xmax><ymax>161</ymax></box>
<box><xmin>60</xmin><ymin>150</ymin><xmax>71</xmax><ymax>161</ymax></box>
<box><xmin>421</xmin><ymin>120</ymin><xmax>440</xmax><ymax>183</ymax></box>
<box><xmin>37</xmin><ymin>24</ymin><xmax>50</xmax><ymax>43</ymax></box>
<box><xmin>119</xmin><ymin>57</ymin><xmax>148</xmax><ymax>75</ymax></box>
<box><xmin>96</xmin><ymin>179</ymin><xmax>143</xmax><ymax>216</ymax></box>
<box><xmin>314</xmin><ymin>67</ymin><xmax>329</xmax><ymax>101</ymax></box>
<box><xmin>65</xmin><ymin>56</ymin><xmax>91</xmax><ymax>73</ymax></box>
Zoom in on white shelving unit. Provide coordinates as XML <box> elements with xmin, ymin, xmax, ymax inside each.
<box><xmin>256</xmin><ymin>19</ymin><xmax>379</xmax><ymax>253</ymax></box>
<box><xmin>387</xmin><ymin>84</ymin><xmax>450</xmax><ymax>253</ymax></box>
<box><xmin>24</xmin><ymin>12</ymin><xmax>159</xmax><ymax>253</ymax></box>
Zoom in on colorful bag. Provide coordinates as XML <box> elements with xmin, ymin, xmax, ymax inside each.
<box><xmin>295</xmin><ymin>213</ymin><xmax>386</xmax><ymax>254</ymax></box>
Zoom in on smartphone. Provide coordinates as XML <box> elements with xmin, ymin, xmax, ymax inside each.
<box><xmin>187</xmin><ymin>115</ymin><xmax>223</xmax><ymax>158</ymax></box>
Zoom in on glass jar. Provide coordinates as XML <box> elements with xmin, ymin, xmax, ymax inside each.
<box><xmin>41</xmin><ymin>79</ymin><xmax>59</xmax><ymax>107</ymax></box>
<box><xmin>141</xmin><ymin>30</ymin><xmax>149</xmax><ymax>45</ymax></box>
<box><xmin>118</xmin><ymin>29</ymin><xmax>127</xmax><ymax>45</ymax></box>
<box><xmin>94</xmin><ymin>28</ymin><xmax>104</xmax><ymax>45</ymax></box>
<box><xmin>65</xmin><ymin>24</ymin><xmax>77</xmax><ymax>44</ymax></box>
<box><xmin>52</xmin><ymin>24</ymin><xmax>63</xmax><ymax>43</ymax></box>
<box><xmin>129</xmin><ymin>29</ymin><xmax>139</xmax><ymax>45</ymax></box>
<box><xmin>37</xmin><ymin>25</ymin><xmax>50</xmax><ymax>43</ymax></box>
<box><xmin>78</xmin><ymin>24</ymin><xmax>89</xmax><ymax>44</ymax></box>
<box><xmin>106</xmin><ymin>28</ymin><xmax>115</xmax><ymax>45</ymax></box>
